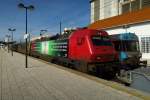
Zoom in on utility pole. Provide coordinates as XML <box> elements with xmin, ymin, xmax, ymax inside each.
<box><xmin>60</xmin><ymin>21</ymin><xmax>62</xmax><ymax>35</ymax></box>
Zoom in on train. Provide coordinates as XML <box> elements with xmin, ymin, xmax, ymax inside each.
<box><xmin>110</xmin><ymin>33</ymin><xmax>144</xmax><ymax>70</ymax></box>
<box><xmin>12</xmin><ymin>29</ymin><xmax>148</xmax><ymax>79</ymax></box>
<box><xmin>13</xmin><ymin>28</ymin><xmax>120</xmax><ymax>79</ymax></box>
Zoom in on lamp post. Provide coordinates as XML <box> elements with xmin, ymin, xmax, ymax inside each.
<box><xmin>40</xmin><ymin>29</ymin><xmax>47</xmax><ymax>40</ymax></box>
<box><xmin>18</xmin><ymin>3</ymin><xmax>35</xmax><ymax>68</ymax></box>
<box><xmin>8</xmin><ymin>28</ymin><xmax>16</xmax><ymax>56</ymax></box>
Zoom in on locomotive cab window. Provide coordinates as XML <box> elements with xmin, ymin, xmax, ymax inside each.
<box><xmin>113</xmin><ymin>41</ymin><xmax>139</xmax><ymax>52</ymax></box>
<box><xmin>91</xmin><ymin>36</ymin><xmax>112</xmax><ymax>46</ymax></box>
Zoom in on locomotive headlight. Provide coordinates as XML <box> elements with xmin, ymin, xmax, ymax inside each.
<box><xmin>97</xmin><ymin>56</ymin><xmax>101</xmax><ymax>60</ymax></box>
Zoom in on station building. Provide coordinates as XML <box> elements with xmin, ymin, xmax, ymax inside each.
<box><xmin>88</xmin><ymin>0</ymin><xmax>150</xmax><ymax>60</ymax></box>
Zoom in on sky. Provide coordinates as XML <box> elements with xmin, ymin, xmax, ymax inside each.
<box><xmin>0</xmin><ymin>0</ymin><xmax>90</xmax><ymax>42</ymax></box>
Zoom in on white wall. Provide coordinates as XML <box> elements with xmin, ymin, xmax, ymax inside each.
<box><xmin>111</xmin><ymin>0</ymin><xmax>119</xmax><ymax>16</ymax></box>
<box><xmin>91</xmin><ymin>2</ymin><xmax>95</xmax><ymax>23</ymax></box>
<box><xmin>106</xmin><ymin>22</ymin><xmax>150</xmax><ymax>60</ymax></box>
<box><xmin>100</xmin><ymin>0</ymin><xmax>104</xmax><ymax>20</ymax></box>
<box><xmin>91</xmin><ymin>0</ymin><xmax>120</xmax><ymax>22</ymax></box>
<box><xmin>100</xmin><ymin>0</ymin><xmax>119</xmax><ymax>20</ymax></box>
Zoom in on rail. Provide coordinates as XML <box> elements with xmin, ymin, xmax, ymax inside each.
<box><xmin>130</xmin><ymin>71</ymin><xmax>150</xmax><ymax>82</ymax></box>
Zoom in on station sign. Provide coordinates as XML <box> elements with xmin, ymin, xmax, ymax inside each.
<box><xmin>24</xmin><ymin>34</ymin><xmax>29</xmax><ymax>39</ymax></box>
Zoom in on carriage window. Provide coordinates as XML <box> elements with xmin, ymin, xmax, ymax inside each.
<box><xmin>91</xmin><ymin>36</ymin><xmax>112</xmax><ymax>46</ymax></box>
<box><xmin>125</xmin><ymin>41</ymin><xmax>138</xmax><ymax>51</ymax></box>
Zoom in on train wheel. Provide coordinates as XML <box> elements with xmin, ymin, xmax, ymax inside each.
<box><xmin>80</xmin><ymin>61</ymin><xmax>88</xmax><ymax>73</ymax></box>
<box><xmin>73</xmin><ymin>61</ymin><xmax>88</xmax><ymax>73</ymax></box>
<box><xmin>96</xmin><ymin>66</ymin><xmax>116</xmax><ymax>79</ymax></box>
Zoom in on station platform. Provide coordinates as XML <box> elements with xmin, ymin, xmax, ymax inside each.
<box><xmin>0</xmin><ymin>49</ymin><xmax>149</xmax><ymax>100</ymax></box>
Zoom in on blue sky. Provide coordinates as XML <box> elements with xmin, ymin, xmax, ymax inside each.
<box><xmin>0</xmin><ymin>0</ymin><xmax>90</xmax><ymax>41</ymax></box>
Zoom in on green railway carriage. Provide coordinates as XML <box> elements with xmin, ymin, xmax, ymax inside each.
<box><xmin>31</xmin><ymin>39</ymin><xmax>68</xmax><ymax>58</ymax></box>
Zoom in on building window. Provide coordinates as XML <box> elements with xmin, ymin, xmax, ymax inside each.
<box><xmin>142</xmin><ymin>0</ymin><xmax>150</xmax><ymax>7</ymax></box>
<box><xmin>121</xmin><ymin>0</ymin><xmax>150</xmax><ymax>13</ymax></box>
<box><xmin>122</xmin><ymin>3</ymin><xmax>130</xmax><ymax>13</ymax></box>
<box><xmin>141</xmin><ymin>37</ymin><xmax>150</xmax><ymax>53</ymax></box>
<box><xmin>131</xmin><ymin>0</ymin><xmax>140</xmax><ymax>11</ymax></box>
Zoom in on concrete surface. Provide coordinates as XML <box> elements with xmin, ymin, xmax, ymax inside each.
<box><xmin>0</xmin><ymin>49</ymin><xmax>147</xmax><ymax>100</ymax></box>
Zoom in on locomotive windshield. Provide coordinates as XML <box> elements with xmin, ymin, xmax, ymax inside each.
<box><xmin>113</xmin><ymin>40</ymin><xmax>139</xmax><ymax>51</ymax></box>
<box><xmin>91</xmin><ymin>36</ymin><xmax>112</xmax><ymax>46</ymax></box>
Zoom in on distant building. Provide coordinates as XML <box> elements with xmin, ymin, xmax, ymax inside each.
<box><xmin>89</xmin><ymin>0</ymin><xmax>150</xmax><ymax>61</ymax></box>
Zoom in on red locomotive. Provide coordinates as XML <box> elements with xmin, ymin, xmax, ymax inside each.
<box><xmin>69</xmin><ymin>29</ymin><xmax>117</xmax><ymax>63</ymax></box>
<box><xmin>68</xmin><ymin>29</ymin><xmax>119</xmax><ymax>78</ymax></box>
